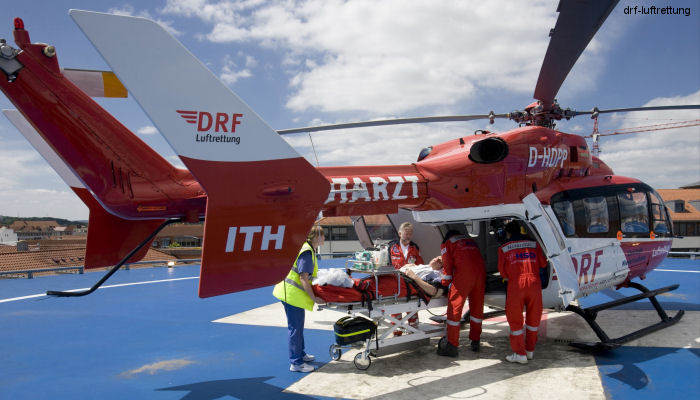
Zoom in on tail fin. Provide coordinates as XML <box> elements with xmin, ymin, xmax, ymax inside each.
<box><xmin>70</xmin><ymin>10</ymin><xmax>329</xmax><ymax>297</ymax></box>
<box><xmin>3</xmin><ymin>109</ymin><xmax>165</xmax><ymax>268</ymax></box>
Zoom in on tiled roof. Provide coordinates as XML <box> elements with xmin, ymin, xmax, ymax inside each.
<box><xmin>0</xmin><ymin>246</ymin><xmax>177</xmax><ymax>274</ymax></box>
<box><xmin>8</xmin><ymin>220</ymin><xmax>60</xmax><ymax>232</ymax></box>
<box><xmin>657</xmin><ymin>189</ymin><xmax>700</xmax><ymax>222</ymax></box>
<box><xmin>157</xmin><ymin>223</ymin><xmax>204</xmax><ymax>238</ymax></box>
<box><xmin>25</xmin><ymin>238</ymin><xmax>88</xmax><ymax>248</ymax></box>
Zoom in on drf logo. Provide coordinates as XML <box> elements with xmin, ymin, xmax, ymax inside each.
<box><xmin>571</xmin><ymin>250</ymin><xmax>603</xmax><ymax>284</ymax></box>
<box><xmin>177</xmin><ymin>110</ymin><xmax>243</xmax><ymax>133</ymax></box>
<box><xmin>225</xmin><ymin>225</ymin><xmax>285</xmax><ymax>252</ymax></box>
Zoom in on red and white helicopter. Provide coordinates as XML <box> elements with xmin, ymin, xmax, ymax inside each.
<box><xmin>0</xmin><ymin>1</ymin><xmax>697</xmax><ymax>350</ymax></box>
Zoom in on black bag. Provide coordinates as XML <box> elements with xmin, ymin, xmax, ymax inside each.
<box><xmin>334</xmin><ymin>316</ymin><xmax>377</xmax><ymax>345</ymax></box>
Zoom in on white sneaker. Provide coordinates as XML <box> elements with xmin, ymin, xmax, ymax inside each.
<box><xmin>289</xmin><ymin>363</ymin><xmax>315</xmax><ymax>373</ymax></box>
<box><xmin>526</xmin><ymin>351</ymin><xmax>534</xmax><ymax>360</ymax></box>
<box><xmin>303</xmin><ymin>354</ymin><xmax>315</xmax><ymax>362</ymax></box>
<box><xmin>505</xmin><ymin>353</ymin><xmax>528</xmax><ymax>364</ymax></box>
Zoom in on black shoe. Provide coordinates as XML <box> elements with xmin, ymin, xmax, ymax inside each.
<box><xmin>470</xmin><ymin>340</ymin><xmax>480</xmax><ymax>352</ymax></box>
<box><xmin>437</xmin><ymin>337</ymin><xmax>458</xmax><ymax>357</ymax></box>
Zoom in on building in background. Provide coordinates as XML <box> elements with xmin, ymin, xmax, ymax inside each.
<box><xmin>0</xmin><ymin>227</ymin><xmax>18</xmax><ymax>245</ymax></box>
<box><xmin>7</xmin><ymin>220</ymin><xmax>84</xmax><ymax>240</ymax></box>
<box><xmin>318</xmin><ymin>215</ymin><xmax>397</xmax><ymax>256</ymax></box>
<box><xmin>658</xmin><ymin>183</ymin><xmax>700</xmax><ymax>254</ymax></box>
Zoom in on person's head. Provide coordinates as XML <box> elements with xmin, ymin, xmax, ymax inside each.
<box><xmin>429</xmin><ymin>256</ymin><xmax>443</xmax><ymax>271</ymax></box>
<box><xmin>442</xmin><ymin>230</ymin><xmax>462</xmax><ymax>244</ymax></box>
<box><xmin>307</xmin><ymin>225</ymin><xmax>325</xmax><ymax>248</ymax></box>
<box><xmin>398</xmin><ymin>222</ymin><xmax>414</xmax><ymax>244</ymax></box>
<box><xmin>505</xmin><ymin>221</ymin><xmax>522</xmax><ymax>238</ymax></box>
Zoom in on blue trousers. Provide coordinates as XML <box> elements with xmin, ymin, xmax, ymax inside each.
<box><xmin>282</xmin><ymin>301</ymin><xmax>307</xmax><ymax>365</ymax></box>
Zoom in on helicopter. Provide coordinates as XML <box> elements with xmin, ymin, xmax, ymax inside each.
<box><xmin>0</xmin><ymin>1</ymin><xmax>697</xmax><ymax>350</ymax></box>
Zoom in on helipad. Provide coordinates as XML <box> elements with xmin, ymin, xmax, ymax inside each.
<box><xmin>1</xmin><ymin>258</ymin><xmax>698</xmax><ymax>399</ymax></box>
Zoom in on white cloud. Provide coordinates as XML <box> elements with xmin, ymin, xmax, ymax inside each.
<box><xmin>220</xmin><ymin>55</ymin><xmax>253</xmax><ymax>85</ymax></box>
<box><xmin>136</xmin><ymin>125</ymin><xmax>158</xmax><ymax>135</ymax></box>
<box><xmin>166</xmin><ymin>155</ymin><xmax>186</xmax><ymax>169</ymax></box>
<box><xmin>0</xmin><ymin>141</ymin><xmax>88</xmax><ymax>220</ymax></box>
<box><xmin>0</xmin><ymin>187</ymin><xmax>88</xmax><ymax>221</ymax></box>
<box><xmin>108</xmin><ymin>5</ymin><xmax>182</xmax><ymax>36</ymax></box>
<box><xmin>0</xmin><ymin>146</ymin><xmax>55</xmax><ymax>188</ymax></box>
<box><xmin>162</xmin><ymin>0</ymin><xmax>561</xmax><ymax>115</ymax></box>
<box><xmin>596</xmin><ymin>90</ymin><xmax>700</xmax><ymax>189</ymax></box>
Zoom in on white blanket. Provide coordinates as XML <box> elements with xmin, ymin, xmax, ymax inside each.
<box><xmin>313</xmin><ymin>268</ymin><xmax>354</xmax><ymax>288</ymax></box>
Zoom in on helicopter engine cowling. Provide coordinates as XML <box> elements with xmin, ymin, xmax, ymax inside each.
<box><xmin>468</xmin><ymin>137</ymin><xmax>509</xmax><ymax>164</ymax></box>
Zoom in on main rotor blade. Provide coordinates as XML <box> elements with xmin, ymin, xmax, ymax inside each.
<box><xmin>575</xmin><ymin>104</ymin><xmax>700</xmax><ymax>117</ymax></box>
<box><xmin>533</xmin><ymin>0</ymin><xmax>619</xmax><ymax>105</ymax></box>
<box><xmin>276</xmin><ymin>114</ymin><xmax>509</xmax><ymax>135</ymax></box>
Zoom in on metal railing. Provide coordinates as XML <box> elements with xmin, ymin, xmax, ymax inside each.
<box><xmin>120</xmin><ymin>258</ymin><xmax>201</xmax><ymax>270</ymax></box>
<box><xmin>668</xmin><ymin>251</ymin><xmax>699</xmax><ymax>259</ymax></box>
<box><xmin>0</xmin><ymin>258</ymin><xmax>202</xmax><ymax>279</ymax></box>
<box><xmin>0</xmin><ymin>265</ymin><xmax>84</xmax><ymax>279</ymax></box>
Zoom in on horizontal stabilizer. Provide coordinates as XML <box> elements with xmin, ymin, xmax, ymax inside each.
<box><xmin>70</xmin><ymin>10</ymin><xmax>330</xmax><ymax>297</ymax></box>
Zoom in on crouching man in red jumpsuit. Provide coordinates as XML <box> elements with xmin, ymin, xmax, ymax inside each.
<box><xmin>498</xmin><ymin>221</ymin><xmax>547</xmax><ymax>364</ymax></box>
<box><xmin>437</xmin><ymin>230</ymin><xmax>486</xmax><ymax>357</ymax></box>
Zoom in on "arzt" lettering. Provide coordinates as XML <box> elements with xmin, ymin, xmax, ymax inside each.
<box><xmin>325</xmin><ymin>175</ymin><xmax>420</xmax><ymax>204</ymax></box>
<box><xmin>225</xmin><ymin>225</ymin><xmax>285</xmax><ymax>252</ymax></box>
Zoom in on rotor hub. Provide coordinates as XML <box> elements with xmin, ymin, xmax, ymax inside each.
<box><xmin>508</xmin><ymin>100</ymin><xmax>575</xmax><ymax>128</ymax></box>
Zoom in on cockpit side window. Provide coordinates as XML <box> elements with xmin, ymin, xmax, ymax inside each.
<box><xmin>552</xmin><ymin>200</ymin><xmax>575</xmax><ymax>236</ymax></box>
<box><xmin>583</xmin><ymin>196</ymin><xmax>609</xmax><ymax>233</ymax></box>
<box><xmin>649</xmin><ymin>191</ymin><xmax>672</xmax><ymax>236</ymax></box>
<box><xmin>618</xmin><ymin>191</ymin><xmax>649</xmax><ymax>234</ymax></box>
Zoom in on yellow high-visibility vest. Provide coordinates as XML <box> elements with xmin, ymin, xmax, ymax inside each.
<box><xmin>272</xmin><ymin>241</ymin><xmax>318</xmax><ymax>311</ymax></box>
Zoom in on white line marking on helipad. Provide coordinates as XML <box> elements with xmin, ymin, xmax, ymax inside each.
<box><xmin>0</xmin><ymin>276</ymin><xmax>199</xmax><ymax>303</ymax></box>
<box><xmin>656</xmin><ymin>269</ymin><xmax>700</xmax><ymax>273</ymax></box>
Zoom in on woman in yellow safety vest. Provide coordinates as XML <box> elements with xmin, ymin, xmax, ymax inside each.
<box><xmin>272</xmin><ymin>225</ymin><xmax>325</xmax><ymax>373</ymax></box>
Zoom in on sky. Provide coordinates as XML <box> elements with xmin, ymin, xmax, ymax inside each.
<box><xmin>0</xmin><ymin>0</ymin><xmax>698</xmax><ymax>221</ymax></box>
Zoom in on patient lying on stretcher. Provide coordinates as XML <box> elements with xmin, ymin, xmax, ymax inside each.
<box><xmin>400</xmin><ymin>257</ymin><xmax>449</xmax><ymax>298</ymax></box>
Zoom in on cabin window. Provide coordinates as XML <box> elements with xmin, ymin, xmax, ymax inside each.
<box><xmin>674</xmin><ymin>222</ymin><xmax>698</xmax><ymax>236</ymax></box>
<box><xmin>583</xmin><ymin>196</ymin><xmax>609</xmax><ymax>233</ymax></box>
<box><xmin>327</xmin><ymin>226</ymin><xmax>360</xmax><ymax>241</ymax></box>
<box><xmin>618</xmin><ymin>191</ymin><xmax>649</xmax><ymax>233</ymax></box>
<box><xmin>552</xmin><ymin>200</ymin><xmax>575</xmax><ymax>236</ymax></box>
<box><xmin>650</xmin><ymin>191</ymin><xmax>671</xmax><ymax>236</ymax></box>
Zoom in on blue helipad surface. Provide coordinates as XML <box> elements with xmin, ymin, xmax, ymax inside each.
<box><xmin>1</xmin><ymin>258</ymin><xmax>698</xmax><ymax>399</ymax></box>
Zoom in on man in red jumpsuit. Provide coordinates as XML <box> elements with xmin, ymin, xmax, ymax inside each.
<box><xmin>437</xmin><ymin>230</ymin><xmax>486</xmax><ymax>357</ymax></box>
<box><xmin>387</xmin><ymin>222</ymin><xmax>424</xmax><ymax>333</ymax></box>
<box><xmin>498</xmin><ymin>221</ymin><xmax>547</xmax><ymax>364</ymax></box>
<box><xmin>388</xmin><ymin>222</ymin><xmax>424</xmax><ymax>268</ymax></box>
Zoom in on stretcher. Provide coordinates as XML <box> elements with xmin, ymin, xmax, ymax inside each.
<box><xmin>314</xmin><ymin>265</ymin><xmax>448</xmax><ymax>370</ymax></box>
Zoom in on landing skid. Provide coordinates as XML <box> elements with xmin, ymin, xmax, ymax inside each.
<box><xmin>46</xmin><ymin>219</ymin><xmax>179</xmax><ymax>297</ymax></box>
<box><xmin>566</xmin><ymin>282</ymin><xmax>685</xmax><ymax>351</ymax></box>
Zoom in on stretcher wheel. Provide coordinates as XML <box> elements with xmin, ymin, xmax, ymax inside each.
<box><xmin>329</xmin><ymin>344</ymin><xmax>342</xmax><ymax>361</ymax></box>
<box><xmin>353</xmin><ymin>352</ymin><xmax>371</xmax><ymax>370</ymax></box>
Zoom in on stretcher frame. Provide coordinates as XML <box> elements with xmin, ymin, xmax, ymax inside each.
<box><xmin>319</xmin><ymin>268</ymin><xmax>448</xmax><ymax>370</ymax></box>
